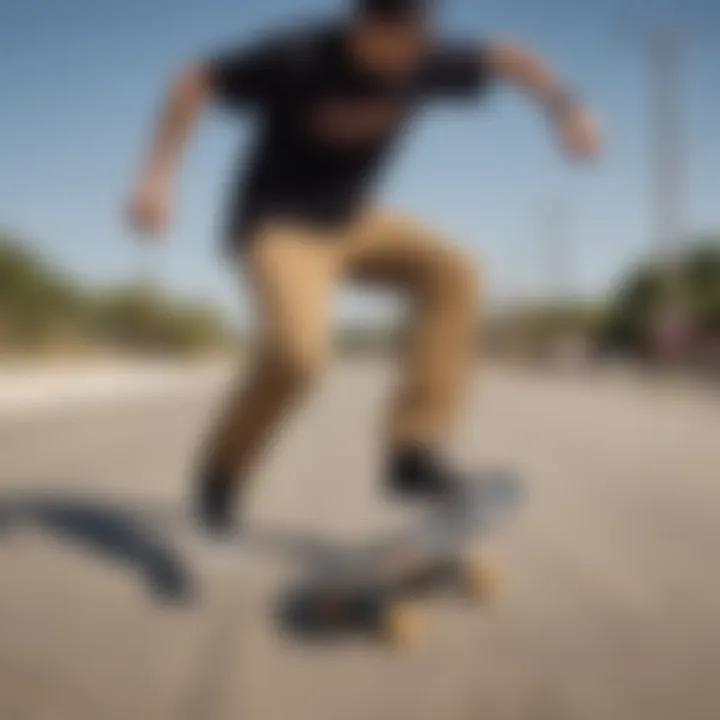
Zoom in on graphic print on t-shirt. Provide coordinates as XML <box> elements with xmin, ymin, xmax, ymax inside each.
<box><xmin>307</xmin><ymin>95</ymin><xmax>407</xmax><ymax>146</ymax></box>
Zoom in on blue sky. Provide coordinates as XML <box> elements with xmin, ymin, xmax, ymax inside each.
<box><xmin>1</xmin><ymin>0</ymin><xmax>718</xmax><ymax>321</ymax></box>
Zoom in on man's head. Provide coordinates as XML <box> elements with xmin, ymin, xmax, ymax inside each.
<box><xmin>349</xmin><ymin>0</ymin><xmax>435</xmax><ymax>75</ymax></box>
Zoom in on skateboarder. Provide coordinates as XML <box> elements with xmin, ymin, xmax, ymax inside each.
<box><xmin>128</xmin><ymin>0</ymin><xmax>600</xmax><ymax>537</ymax></box>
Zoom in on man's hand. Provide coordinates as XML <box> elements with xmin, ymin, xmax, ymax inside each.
<box><xmin>127</xmin><ymin>173</ymin><xmax>173</xmax><ymax>238</ymax></box>
<box><xmin>486</xmin><ymin>42</ymin><xmax>603</xmax><ymax>162</ymax></box>
<box><xmin>127</xmin><ymin>65</ymin><xmax>211</xmax><ymax>240</ymax></box>
<box><xmin>554</xmin><ymin>105</ymin><xmax>601</xmax><ymax>160</ymax></box>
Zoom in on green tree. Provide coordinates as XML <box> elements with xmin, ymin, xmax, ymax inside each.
<box><xmin>604</xmin><ymin>237</ymin><xmax>720</xmax><ymax>354</ymax></box>
<box><xmin>0</xmin><ymin>232</ymin><xmax>230</xmax><ymax>356</ymax></box>
<box><xmin>0</xmin><ymin>234</ymin><xmax>88</xmax><ymax>350</ymax></box>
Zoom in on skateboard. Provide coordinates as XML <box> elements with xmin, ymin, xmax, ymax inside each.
<box><xmin>281</xmin><ymin>470</ymin><xmax>522</xmax><ymax>645</ymax></box>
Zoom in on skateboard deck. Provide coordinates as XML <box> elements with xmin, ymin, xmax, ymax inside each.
<box><xmin>281</xmin><ymin>470</ymin><xmax>522</xmax><ymax>644</ymax></box>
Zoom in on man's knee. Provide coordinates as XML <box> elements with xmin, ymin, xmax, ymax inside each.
<box><xmin>268</xmin><ymin>340</ymin><xmax>325</xmax><ymax>389</ymax></box>
<box><xmin>436</xmin><ymin>250</ymin><xmax>480</xmax><ymax>310</ymax></box>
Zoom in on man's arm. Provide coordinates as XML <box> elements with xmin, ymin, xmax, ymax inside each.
<box><xmin>127</xmin><ymin>32</ymin><xmax>289</xmax><ymax>239</ymax></box>
<box><xmin>484</xmin><ymin>41</ymin><xmax>601</xmax><ymax>159</ymax></box>
<box><xmin>128</xmin><ymin>66</ymin><xmax>213</xmax><ymax>237</ymax></box>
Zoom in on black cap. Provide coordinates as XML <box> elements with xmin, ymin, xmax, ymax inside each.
<box><xmin>358</xmin><ymin>0</ymin><xmax>432</xmax><ymax>21</ymax></box>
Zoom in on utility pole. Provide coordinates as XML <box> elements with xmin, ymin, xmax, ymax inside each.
<box><xmin>646</xmin><ymin>26</ymin><xmax>691</xmax><ymax>358</ymax></box>
<box><xmin>649</xmin><ymin>28</ymin><xmax>685</xmax><ymax>264</ymax></box>
<box><xmin>541</xmin><ymin>198</ymin><xmax>573</xmax><ymax>305</ymax></box>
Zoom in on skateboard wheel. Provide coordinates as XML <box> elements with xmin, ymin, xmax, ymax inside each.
<box><xmin>380</xmin><ymin>600</ymin><xmax>423</xmax><ymax>646</ymax></box>
<box><xmin>463</xmin><ymin>556</ymin><xmax>503</xmax><ymax>602</ymax></box>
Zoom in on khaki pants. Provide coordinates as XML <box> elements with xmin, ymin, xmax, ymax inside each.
<box><xmin>207</xmin><ymin>210</ymin><xmax>480</xmax><ymax>478</ymax></box>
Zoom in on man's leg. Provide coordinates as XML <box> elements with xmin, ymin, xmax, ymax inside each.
<box><xmin>197</xmin><ymin>223</ymin><xmax>338</xmax><ymax>533</ymax></box>
<box><xmin>342</xmin><ymin>211</ymin><xmax>480</xmax><ymax>495</ymax></box>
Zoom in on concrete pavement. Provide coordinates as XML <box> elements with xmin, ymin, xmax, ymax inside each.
<box><xmin>0</xmin><ymin>362</ymin><xmax>719</xmax><ymax>720</ymax></box>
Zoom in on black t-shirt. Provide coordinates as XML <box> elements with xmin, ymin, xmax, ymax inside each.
<box><xmin>207</xmin><ymin>23</ymin><xmax>494</xmax><ymax>241</ymax></box>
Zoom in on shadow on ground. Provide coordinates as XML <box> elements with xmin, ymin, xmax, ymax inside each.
<box><xmin>0</xmin><ymin>491</ymin><xmax>195</xmax><ymax>604</ymax></box>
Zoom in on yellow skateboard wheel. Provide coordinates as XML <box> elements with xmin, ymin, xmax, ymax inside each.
<box><xmin>381</xmin><ymin>600</ymin><xmax>424</xmax><ymax>646</ymax></box>
<box><xmin>463</xmin><ymin>555</ymin><xmax>504</xmax><ymax>602</ymax></box>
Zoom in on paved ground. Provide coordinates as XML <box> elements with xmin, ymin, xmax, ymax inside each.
<box><xmin>1</xmin><ymin>362</ymin><xmax>719</xmax><ymax>720</ymax></box>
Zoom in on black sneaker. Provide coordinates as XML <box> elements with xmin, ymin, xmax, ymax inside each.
<box><xmin>193</xmin><ymin>465</ymin><xmax>239</xmax><ymax>542</ymax></box>
<box><xmin>387</xmin><ymin>446</ymin><xmax>464</xmax><ymax>501</ymax></box>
